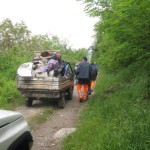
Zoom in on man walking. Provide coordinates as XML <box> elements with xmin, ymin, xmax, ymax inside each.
<box><xmin>90</xmin><ymin>62</ymin><xmax>98</xmax><ymax>92</ymax></box>
<box><xmin>76</xmin><ymin>57</ymin><xmax>92</xmax><ymax>102</ymax></box>
<box><xmin>74</xmin><ymin>59</ymin><xmax>82</xmax><ymax>85</ymax></box>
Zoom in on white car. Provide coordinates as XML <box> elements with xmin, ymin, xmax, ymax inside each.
<box><xmin>0</xmin><ymin>109</ymin><xmax>33</xmax><ymax>150</ymax></box>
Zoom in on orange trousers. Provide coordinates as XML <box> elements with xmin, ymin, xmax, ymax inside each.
<box><xmin>91</xmin><ymin>80</ymin><xmax>96</xmax><ymax>92</ymax></box>
<box><xmin>77</xmin><ymin>84</ymin><xmax>88</xmax><ymax>101</ymax></box>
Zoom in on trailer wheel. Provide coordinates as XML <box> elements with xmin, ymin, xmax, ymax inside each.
<box><xmin>66</xmin><ymin>86</ymin><xmax>73</xmax><ymax>100</ymax></box>
<box><xmin>58</xmin><ymin>93</ymin><xmax>66</xmax><ymax>108</ymax></box>
<box><xmin>25</xmin><ymin>98</ymin><xmax>33</xmax><ymax>107</ymax></box>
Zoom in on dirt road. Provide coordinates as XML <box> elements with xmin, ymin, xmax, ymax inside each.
<box><xmin>16</xmin><ymin>89</ymin><xmax>86</xmax><ymax>150</ymax></box>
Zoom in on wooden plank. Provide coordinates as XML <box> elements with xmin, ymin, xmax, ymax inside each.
<box><xmin>17</xmin><ymin>75</ymin><xmax>71</xmax><ymax>91</ymax></box>
<box><xmin>17</xmin><ymin>81</ymin><xmax>68</xmax><ymax>89</ymax></box>
<box><xmin>17</xmin><ymin>81</ymin><xmax>60</xmax><ymax>86</ymax></box>
<box><xmin>17</xmin><ymin>76</ymin><xmax>60</xmax><ymax>82</ymax></box>
<box><xmin>17</xmin><ymin>81</ymin><xmax>70</xmax><ymax>90</ymax></box>
<box><xmin>18</xmin><ymin>84</ymin><xmax>60</xmax><ymax>90</ymax></box>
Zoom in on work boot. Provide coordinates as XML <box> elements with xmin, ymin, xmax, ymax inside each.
<box><xmin>83</xmin><ymin>96</ymin><xmax>87</xmax><ymax>101</ymax></box>
<box><xmin>88</xmin><ymin>87</ymin><xmax>91</xmax><ymax>95</ymax></box>
<box><xmin>88</xmin><ymin>92</ymin><xmax>91</xmax><ymax>95</ymax></box>
<box><xmin>79</xmin><ymin>96</ymin><xmax>83</xmax><ymax>103</ymax></box>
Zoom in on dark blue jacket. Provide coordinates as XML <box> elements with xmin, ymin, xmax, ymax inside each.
<box><xmin>76</xmin><ymin>61</ymin><xmax>92</xmax><ymax>80</ymax></box>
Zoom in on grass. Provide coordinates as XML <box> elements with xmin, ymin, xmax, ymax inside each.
<box><xmin>62</xmin><ymin>65</ymin><xmax>150</xmax><ymax>150</ymax></box>
<box><xmin>27</xmin><ymin>107</ymin><xmax>54</xmax><ymax>131</ymax></box>
<box><xmin>0</xmin><ymin>78</ymin><xmax>24</xmax><ymax>110</ymax></box>
<box><xmin>0</xmin><ymin>51</ymin><xmax>32</xmax><ymax>110</ymax></box>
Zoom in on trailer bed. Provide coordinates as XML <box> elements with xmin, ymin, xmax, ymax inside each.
<box><xmin>17</xmin><ymin>76</ymin><xmax>71</xmax><ymax>91</ymax></box>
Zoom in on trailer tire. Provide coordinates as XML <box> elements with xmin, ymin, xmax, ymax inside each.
<box><xmin>66</xmin><ymin>86</ymin><xmax>73</xmax><ymax>100</ymax></box>
<box><xmin>25</xmin><ymin>98</ymin><xmax>33</xmax><ymax>107</ymax></box>
<box><xmin>58</xmin><ymin>93</ymin><xmax>66</xmax><ymax>108</ymax></box>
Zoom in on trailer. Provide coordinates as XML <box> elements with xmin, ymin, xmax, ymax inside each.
<box><xmin>16</xmin><ymin>50</ymin><xmax>74</xmax><ymax>108</ymax></box>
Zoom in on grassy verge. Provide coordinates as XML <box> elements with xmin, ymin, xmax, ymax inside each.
<box><xmin>0</xmin><ymin>51</ymin><xmax>31</xmax><ymax>110</ymax></box>
<box><xmin>63</xmin><ymin>65</ymin><xmax>150</xmax><ymax>150</ymax></box>
<box><xmin>27</xmin><ymin>107</ymin><xmax>54</xmax><ymax>131</ymax></box>
<box><xmin>0</xmin><ymin>78</ymin><xmax>24</xmax><ymax>110</ymax></box>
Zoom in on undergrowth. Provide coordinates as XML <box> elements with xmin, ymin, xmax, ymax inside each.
<box><xmin>63</xmin><ymin>63</ymin><xmax>150</xmax><ymax>150</ymax></box>
<box><xmin>0</xmin><ymin>51</ymin><xmax>31</xmax><ymax>110</ymax></box>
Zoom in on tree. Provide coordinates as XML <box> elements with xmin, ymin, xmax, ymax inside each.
<box><xmin>78</xmin><ymin>0</ymin><xmax>150</xmax><ymax>69</ymax></box>
<box><xmin>0</xmin><ymin>18</ymin><xmax>31</xmax><ymax>53</ymax></box>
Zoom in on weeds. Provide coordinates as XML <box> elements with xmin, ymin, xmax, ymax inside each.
<box><xmin>27</xmin><ymin>107</ymin><xmax>54</xmax><ymax>131</ymax></box>
<box><xmin>0</xmin><ymin>51</ymin><xmax>31</xmax><ymax>109</ymax></box>
<box><xmin>63</xmin><ymin>65</ymin><xmax>150</xmax><ymax>150</ymax></box>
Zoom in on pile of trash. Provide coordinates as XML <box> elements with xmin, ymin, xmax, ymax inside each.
<box><xmin>17</xmin><ymin>50</ymin><xmax>69</xmax><ymax>78</ymax></box>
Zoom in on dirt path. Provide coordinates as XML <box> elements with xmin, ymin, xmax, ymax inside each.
<box><xmin>16</xmin><ymin>89</ymin><xmax>86</xmax><ymax>150</ymax></box>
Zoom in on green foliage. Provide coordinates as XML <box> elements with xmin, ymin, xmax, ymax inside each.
<box><xmin>77</xmin><ymin>0</ymin><xmax>111</xmax><ymax>17</ymax></box>
<box><xmin>0</xmin><ymin>50</ymin><xmax>32</xmax><ymax>79</ymax></box>
<box><xmin>62</xmin><ymin>48</ymin><xmax>87</xmax><ymax>66</ymax></box>
<box><xmin>0</xmin><ymin>50</ymin><xmax>31</xmax><ymax>109</ymax></box>
<box><xmin>0</xmin><ymin>78</ymin><xmax>24</xmax><ymax>109</ymax></box>
<box><xmin>0</xmin><ymin>18</ymin><xmax>74</xmax><ymax>54</ymax></box>
<box><xmin>0</xmin><ymin>18</ymin><xmax>31</xmax><ymax>52</ymax></box>
<box><xmin>28</xmin><ymin>34</ymin><xmax>68</xmax><ymax>51</ymax></box>
<box><xmin>81</xmin><ymin>0</ymin><xmax>150</xmax><ymax>70</ymax></box>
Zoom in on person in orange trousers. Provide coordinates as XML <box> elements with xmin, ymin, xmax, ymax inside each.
<box><xmin>77</xmin><ymin>84</ymin><xmax>89</xmax><ymax>102</ymax></box>
<box><xmin>90</xmin><ymin>62</ymin><xmax>98</xmax><ymax>93</ymax></box>
<box><xmin>91</xmin><ymin>80</ymin><xmax>96</xmax><ymax>92</ymax></box>
<box><xmin>75</xmin><ymin>57</ymin><xmax>92</xmax><ymax>102</ymax></box>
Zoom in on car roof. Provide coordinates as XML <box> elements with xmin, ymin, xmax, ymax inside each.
<box><xmin>0</xmin><ymin>110</ymin><xmax>22</xmax><ymax>127</ymax></box>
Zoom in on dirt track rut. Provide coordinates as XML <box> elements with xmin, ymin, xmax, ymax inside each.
<box><xmin>16</xmin><ymin>89</ymin><xmax>86</xmax><ymax>150</ymax></box>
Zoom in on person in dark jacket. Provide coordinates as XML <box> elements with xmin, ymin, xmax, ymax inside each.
<box><xmin>90</xmin><ymin>62</ymin><xmax>98</xmax><ymax>92</ymax></box>
<box><xmin>76</xmin><ymin>57</ymin><xmax>92</xmax><ymax>102</ymax></box>
<box><xmin>74</xmin><ymin>59</ymin><xmax>82</xmax><ymax>85</ymax></box>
